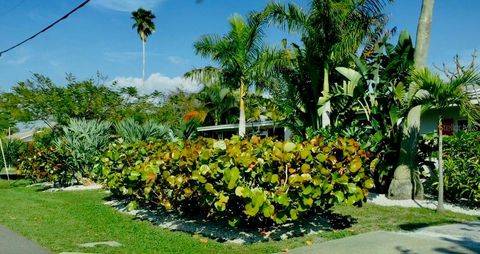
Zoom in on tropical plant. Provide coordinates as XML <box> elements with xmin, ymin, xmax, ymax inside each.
<box><xmin>391</xmin><ymin>0</ymin><xmax>436</xmax><ymax>201</ymax></box>
<box><xmin>442</xmin><ymin>131</ymin><xmax>480</xmax><ymax>208</ymax></box>
<box><xmin>115</xmin><ymin>118</ymin><xmax>174</xmax><ymax>143</ymax></box>
<box><xmin>318</xmin><ymin>31</ymin><xmax>416</xmax><ymax>192</ymax></box>
<box><xmin>196</xmin><ymin>84</ymin><xmax>238</xmax><ymax>125</ymax></box>
<box><xmin>410</xmin><ymin>68</ymin><xmax>480</xmax><ymax>211</ymax></box>
<box><xmin>97</xmin><ymin>136</ymin><xmax>375</xmax><ymax>226</ymax></box>
<box><xmin>185</xmin><ymin>13</ymin><xmax>279</xmax><ymax>137</ymax></box>
<box><xmin>132</xmin><ymin>8</ymin><xmax>156</xmax><ymax>87</ymax></box>
<box><xmin>18</xmin><ymin>145</ymin><xmax>70</xmax><ymax>186</ymax></box>
<box><xmin>414</xmin><ymin>0</ymin><xmax>435</xmax><ymax>67</ymax></box>
<box><xmin>55</xmin><ymin>118</ymin><xmax>112</xmax><ymax>182</ymax></box>
<box><xmin>1</xmin><ymin>138</ymin><xmax>26</xmax><ymax>168</ymax></box>
<box><xmin>262</xmin><ymin>0</ymin><xmax>393</xmax><ymax>131</ymax></box>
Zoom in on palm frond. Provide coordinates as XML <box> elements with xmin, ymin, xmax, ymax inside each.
<box><xmin>184</xmin><ymin>66</ymin><xmax>222</xmax><ymax>86</ymax></box>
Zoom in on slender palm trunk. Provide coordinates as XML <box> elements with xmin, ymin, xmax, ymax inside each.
<box><xmin>321</xmin><ymin>67</ymin><xmax>331</xmax><ymax>128</ymax></box>
<box><xmin>239</xmin><ymin>79</ymin><xmax>246</xmax><ymax>137</ymax></box>
<box><xmin>0</xmin><ymin>139</ymin><xmax>9</xmax><ymax>181</ymax></box>
<box><xmin>437</xmin><ymin>115</ymin><xmax>445</xmax><ymax>212</ymax></box>
<box><xmin>414</xmin><ymin>0</ymin><xmax>435</xmax><ymax>67</ymax></box>
<box><xmin>142</xmin><ymin>40</ymin><xmax>146</xmax><ymax>93</ymax></box>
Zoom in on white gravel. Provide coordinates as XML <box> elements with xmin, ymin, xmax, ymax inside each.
<box><xmin>367</xmin><ymin>193</ymin><xmax>480</xmax><ymax>216</ymax></box>
<box><xmin>46</xmin><ymin>184</ymin><xmax>103</xmax><ymax>192</ymax></box>
<box><xmin>104</xmin><ymin>194</ymin><xmax>479</xmax><ymax>244</ymax></box>
<box><xmin>105</xmin><ymin>200</ymin><xmax>330</xmax><ymax>244</ymax></box>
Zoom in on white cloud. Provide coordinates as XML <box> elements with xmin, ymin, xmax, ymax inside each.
<box><xmin>167</xmin><ymin>56</ymin><xmax>184</xmax><ymax>65</ymax></box>
<box><xmin>90</xmin><ymin>0</ymin><xmax>165</xmax><ymax>12</ymax></box>
<box><xmin>112</xmin><ymin>72</ymin><xmax>203</xmax><ymax>94</ymax></box>
<box><xmin>5</xmin><ymin>56</ymin><xmax>29</xmax><ymax>65</ymax></box>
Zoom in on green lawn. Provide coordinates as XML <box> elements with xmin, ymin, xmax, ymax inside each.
<box><xmin>0</xmin><ymin>179</ymin><xmax>478</xmax><ymax>254</ymax></box>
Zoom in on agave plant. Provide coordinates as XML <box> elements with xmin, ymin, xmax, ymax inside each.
<box><xmin>115</xmin><ymin>118</ymin><xmax>174</xmax><ymax>143</ymax></box>
<box><xmin>55</xmin><ymin>118</ymin><xmax>112</xmax><ymax>182</ymax></box>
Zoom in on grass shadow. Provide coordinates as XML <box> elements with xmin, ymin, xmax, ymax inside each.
<box><xmin>321</xmin><ymin>211</ymin><xmax>358</xmax><ymax>230</ymax></box>
<box><xmin>399</xmin><ymin>219</ymin><xmax>480</xmax><ymax>231</ymax></box>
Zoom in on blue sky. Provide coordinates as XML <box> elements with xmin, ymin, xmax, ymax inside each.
<box><xmin>0</xmin><ymin>0</ymin><xmax>479</xmax><ymax>93</ymax></box>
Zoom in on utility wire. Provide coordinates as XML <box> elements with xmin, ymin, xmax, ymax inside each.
<box><xmin>0</xmin><ymin>0</ymin><xmax>90</xmax><ymax>57</ymax></box>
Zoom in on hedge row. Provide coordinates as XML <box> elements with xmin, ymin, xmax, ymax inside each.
<box><xmin>96</xmin><ymin>136</ymin><xmax>375</xmax><ymax>226</ymax></box>
<box><xmin>443</xmin><ymin>132</ymin><xmax>480</xmax><ymax>207</ymax></box>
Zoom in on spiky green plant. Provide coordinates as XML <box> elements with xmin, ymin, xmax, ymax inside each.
<box><xmin>55</xmin><ymin>118</ymin><xmax>111</xmax><ymax>182</ymax></box>
<box><xmin>115</xmin><ymin>118</ymin><xmax>174</xmax><ymax>143</ymax></box>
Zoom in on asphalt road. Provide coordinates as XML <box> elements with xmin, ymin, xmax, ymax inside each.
<box><xmin>0</xmin><ymin>225</ymin><xmax>51</xmax><ymax>254</ymax></box>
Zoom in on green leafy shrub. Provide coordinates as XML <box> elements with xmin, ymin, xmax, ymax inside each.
<box><xmin>18</xmin><ymin>145</ymin><xmax>71</xmax><ymax>186</ymax></box>
<box><xmin>32</xmin><ymin>128</ymin><xmax>57</xmax><ymax>149</ymax></box>
<box><xmin>1</xmin><ymin>138</ymin><xmax>27</xmax><ymax>168</ymax></box>
<box><xmin>442</xmin><ymin>131</ymin><xmax>480</xmax><ymax>207</ymax></box>
<box><xmin>54</xmin><ymin>118</ymin><xmax>111</xmax><ymax>182</ymax></box>
<box><xmin>115</xmin><ymin>118</ymin><xmax>174</xmax><ymax>143</ymax></box>
<box><xmin>97</xmin><ymin>136</ymin><xmax>375</xmax><ymax>226</ymax></box>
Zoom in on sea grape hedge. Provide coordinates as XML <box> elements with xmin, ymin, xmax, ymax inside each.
<box><xmin>443</xmin><ymin>132</ymin><xmax>480</xmax><ymax>207</ymax></box>
<box><xmin>97</xmin><ymin>136</ymin><xmax>375</xmax><ymax>226</ymax></box>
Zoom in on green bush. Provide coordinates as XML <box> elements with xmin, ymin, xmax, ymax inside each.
<box><xmin>442</xmin><ymin>131</ymin><xmax>480</xmax><ymax>207</ymax></box>
<box><xmin>97</xmin><ymin>136</ymin><xmax>375</xmax><ymax>226</ymax></box>
<box><xmin>55</xmin><ymin>118</ymin><xmax>111</xmax><ymax>180</ymax></box>
<box><xmin>18</xmin><ymin>145</ymin><xmax>71</xmax><ymax>186</ymax></box>
<box><xmin>1</xmin><ymin>138</ymin><xmax>27</xmax><ymax>168</ymax></box>
<box><xmin>32</xmin><ymin>128</ymin><xmax>57</xmax><ymax>149</ymax></box>
<box><xmin>115</xmin><ymin>118</ymin><xmax>174</xmax><ymax>143</ymax></box>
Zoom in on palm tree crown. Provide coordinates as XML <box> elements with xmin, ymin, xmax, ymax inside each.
<box><xmin>411</xmin><ymin>68</ymin><xmax>480</xmax><ymax>212</ymax></box>
<box><xmin>131</xmin><ymin>8</ymin><xmax>156</xmax><ymax>89</ymax></box>
<box><xmin>132</xmin><ymin>8</ymin><xmax>156</xmax><ymax>42</ymax></box>
<box><xmin>412</xmin><ymin>68</ymin><xmax>480</xmax><ymax>120</ymax></box>
<box><xmin>185</xmin><ymin>13</ymin><xmax>278</xmax><ymax>137</ymax></box>
<box><xmin>261</xmin><ymin>0</ymin><xmax>393</xmax><ymax>129</ymax></box>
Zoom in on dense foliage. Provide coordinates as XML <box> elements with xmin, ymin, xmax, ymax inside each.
<box><xmin>115</xmin><ymin>118</ymin><xmax>174</xmax><ymax>143</ymax></box>
<box><xmin>1</xmin><ymin>138</ymin><xmax>27</xmax><ymax>168</ymax></box>
<box><xmin>441</xmin><ymin>132</ymin><xmax>480</xmax><ymax>207</ymax></box>
<box><xmin>97</xmin><ymin>136</ymin><xmax>375</xmax><ymax>226</ymax></box>
<box><xmin>19</xmin><ymin>145</ymin><xmax>71</xmax><ymax>185</ymax></box>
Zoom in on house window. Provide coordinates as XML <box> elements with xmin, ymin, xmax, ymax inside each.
<box><xmin>442</xmin><ymin>118</ymin><xmax>454</xmax><ymax>135</ymax></box>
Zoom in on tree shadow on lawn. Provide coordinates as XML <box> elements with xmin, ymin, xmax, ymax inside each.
<box><xmin>103</xmin><ymin>196</ymin><xmax>358</xmax><ymax>244</ymax></box>
<box><xmin>399</xmin><ymin>219</ymin><xmax>480</xmax><ymax>231</ymax></box>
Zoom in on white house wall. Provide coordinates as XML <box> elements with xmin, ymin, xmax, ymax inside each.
<box><xmin>420</xmin><ymin>107</ymin><xmax>462</xmax><ymax>135</ymax></box>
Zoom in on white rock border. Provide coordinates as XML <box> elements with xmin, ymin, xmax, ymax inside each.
<box><xmin>104</xmin><ymin>200</ymin><xmax>330</xmax><ymax>244</ymax></box>
<box><xmin>368</xmin><ymin>193</ymin><xmax>480</xmax><ymax>216</ymax></box>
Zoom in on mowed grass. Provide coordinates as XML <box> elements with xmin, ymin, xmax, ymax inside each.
<box><xmin>0</xmin><ymin>179</ymin><xmax>478</xmax><ymax>254</ymax></box>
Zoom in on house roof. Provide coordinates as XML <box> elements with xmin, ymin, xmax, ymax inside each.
<box><xmin>6</xmin><ymin>130</ymin><xmax>37</xmax><ymax>142</ymax></box>
<box><xmin>197</xmin><ymin>120</ymin><xmax>281</xmax><ymax>132</ymax></box>
<box><xmin>466</xmin><ymin>85</ymin><xmax>480</xmax><ymax>104</ymax></box>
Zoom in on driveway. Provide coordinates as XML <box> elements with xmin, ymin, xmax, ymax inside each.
<box><xmin>282</xmin><ymin>222</ymin><xmax>480</xmax><ymax>254</ymax></box>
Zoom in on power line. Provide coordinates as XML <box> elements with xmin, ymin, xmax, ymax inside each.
<box><xmin>0</xmin><ymin>0</ymin><xmax>91</xmax><ymax>57</ymax></box>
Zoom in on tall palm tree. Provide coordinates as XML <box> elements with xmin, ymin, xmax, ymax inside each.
<box><xmin>415</xmin><ymin>0</ymin><xmax>435</xmax><ymax>67</ymax></box>
<box><xmin>411</xmin><ymin>68</ymin><xmax>480</xmax><ymax>212</ymax></box>
<box><xmin>390</xmin><ymin>0</ymin><xmax>435</xmax><ymax>200</ymax></box>
<box><xmin>131</xmin><ymin>8</ymin><xmax>156</xmax><ymax>89</ymax></box>
<box><xmin>185</xmin><ymin>13</ymin><xmax>278</xmax><ymax>137</ymax></box>
<box><xmin>262</xmin><ymin>0</ymin><xmax>392</xmax><ymax>129</ymax></box>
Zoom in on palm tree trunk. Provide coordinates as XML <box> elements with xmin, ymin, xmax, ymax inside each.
<box><xmin>437</xmin><ymin>115</ymin><xmax>445</xmax><ymax>212</ymax></box>
<box><xmin>239</xmin><ymin>79</ymin><xmax>246</xmax><ymax>137</ymax></box>
<box><xmin>321</xmin><ymin>67</ymin><xmax>331</xmax><ymax>128</ymax></box>
<box><xmin>414</xmin><ymin>0</ymin><xmax>435</xmax><ymax>67</ymax></box>
<box><xmin>142</xmin><ymin>40</ymin><xmax>146</xmax><ymax>93</ymax></box>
